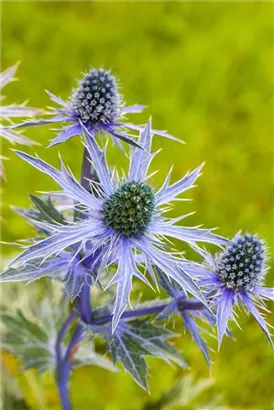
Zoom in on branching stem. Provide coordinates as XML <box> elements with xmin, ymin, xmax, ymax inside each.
<box><xmin>92</xmin><ymin>299</ymin><xmax>204</xmax><ymax>325</ymax></box>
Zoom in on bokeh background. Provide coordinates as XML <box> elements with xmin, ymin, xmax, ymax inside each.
<box><xmin>1</xmin><ymin>2</ymin><xmax>273</xmax><ymax>410</ymax></box>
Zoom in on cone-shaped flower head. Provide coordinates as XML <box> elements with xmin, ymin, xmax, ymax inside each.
<box><xmin>216</xmin><ymin>233</ymin><xmax>265</xmax><ymax>292</ymax></box>
<box><xmin>11</xmin><ymin>68</ymin><xmax>181</xmax><ymax>148</ymax></box>
<box><xmin>71</xmin><ymin>69</ymin><xmax>123</xmax><ymax>126</ymax></box>
<box><xmin>195</xmin><ymin>233</ymin><xmax>273</xmax><ymax>348</ymax></box>
<box><xmin>4</xmin><ymin>120</ymin><xmax>228</xmax><ymax>331</ymax></box>
<box><xmin>103</xmin><ymin>181</ymin><xmax>155</xmax><ymax>237</ymax></box>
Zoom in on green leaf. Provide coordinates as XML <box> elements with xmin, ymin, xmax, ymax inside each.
<box><xmin>126</xmin><ymin>320</ymin><xmax>188</xmax><ymax>368</ymax></box>
<box><xmin>12</xmin><ymin>196</ymin><xmax>66</xmax><ymax>235</ymax></box>
<box><xmin>93</xmin><ymin>320</ymin><xmax>187</xmax><ymax>390</ymax></box>
<box><xmin>1</xmin><ymin>311</ymin><xmax>45</xmax><ymax>341</ymax></box>
<box><xmin>1</xmin><ymin>297</ymin><xmax>69</xmax><ymax>374</ymax></box>
<box><xmin>1</xmin><ymin>310</ymin><xmax>54</xmax><ymax>373</ymax></box>
<box><xmin>29</xmin><ymin>195</ymin><xmax>67</xmax><ymax>226</ymax></box>
<box><xmin>111</xmin><ymin>329</ymin><xmax>148</xmax><ymax>389</ymax></box>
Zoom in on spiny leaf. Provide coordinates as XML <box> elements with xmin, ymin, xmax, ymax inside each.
<box><xmin>29</xmin><ymin>195</ymin><xmax>66</xmax><ymax>225</ymax></box>
<box><xmin>93</xmin><ymin>320</ymin><xmax>187</xmax><ymax>390</ymax></box>
<box><xmin>1</xmin><ymin>310</ymin><xmax>54</xmax><ymax>373</ymax></box>
<box><xmin>0</xmin><ymin>297</ymin><xmax>69</xmax><ymax>374</ymax></box>
<box><xmin>13</xmin><ymin>196</ymin><xmax>66</xmax><ymax>235</ymax></box>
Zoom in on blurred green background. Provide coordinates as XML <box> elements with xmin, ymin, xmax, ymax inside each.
<box><xmin>1</xmin><ymin>1</ymin><xmax>273</xmax><ymax>410</ymax></box>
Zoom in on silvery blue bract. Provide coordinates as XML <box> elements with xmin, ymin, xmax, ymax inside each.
<box><xmin>0</xmin><ymin>63</ymin><xmax>40</xmax><ymax>177</ymax></box>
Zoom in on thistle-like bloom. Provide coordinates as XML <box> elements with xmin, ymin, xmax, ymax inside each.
<box><xmin>196</xmin><ymin>233</ymin><xmax>274</xmax><ymax>348</ymax></box>
<box><xmin>7</xmin><ymin>120</ymin><xmax>228</xmax><ymax>331</ymax></box>
<box><xmin>0</xmin><ymin>63</ymin><xmax>40</xmax><ymax>178</ymax></box>
<box><xmin>12</xmin><ymin>68</ymin><xmax>179</xmax><ymax>148</ymax></box>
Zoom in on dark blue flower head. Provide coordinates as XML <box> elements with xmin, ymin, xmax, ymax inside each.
<box><xmin>216</xmin><ymin>233</ymin><xmax>265</xmax><ymax>292</ymax></box>
<box><xmin>10</xmin><ymin>67</ymin><xmax>182</xmax><ymax>148</ymax></box>
<box><xmin>194</xmin><ymin>233</ymin><xmax>273</xmax><ymax>349</ymax></box>
<box><xmin>71</xmin><ymin>69</ymin><xmax>123</xmax><ymax>126</ymax></box>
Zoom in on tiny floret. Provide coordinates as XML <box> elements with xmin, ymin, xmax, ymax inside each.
<box><xmin>216</xmin><ymin>233</ymin><xmax>265</xmax><ymax>292</ymax></box>
<box><xmin>71</xmin><ymin>68</ymin><xmax>122</xmax><ymax>126</ymax></box>
<box><xmin>103</xmin><ymin>181</ymin><xmax>155</xmax><ymax>237</ymax></box>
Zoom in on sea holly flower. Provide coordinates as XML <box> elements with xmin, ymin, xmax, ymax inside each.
<box><xmin>195</xmin><ymin>233</ymin><xmax>274</xmax><ymax>348</ymax></box>
<box><xmin>0</xmin><ymin>63</ymin><xmax>40</xmax><ymax>178</ymax></box>
<box><xmin>11</xmin><ymin>68</ymin><xmax>180</xmax><ymax>148</ymax></box>
<box><xmin>6</xmin><ymin>120</ymin><xmax>228</xmax><ymax>331</ymax></box>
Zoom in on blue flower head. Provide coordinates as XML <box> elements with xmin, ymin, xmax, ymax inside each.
<box><xmin>216</xmin><ymin>233</ymin><xmax>265</xmax><ymax>292</ymax></box>
<box><xmin>5</xmin><ymin>120</ymin><xmax>228</xmax><ymax>332</ymax></box>
<box><xmin>12</xmin><ymin>68</ymin><xmax>180</xmax><ymax>148</ymax></box>
<box><xmin>196</xmin><ymin>233</ymin><xmax>273</xmax><ymax>348</ymax></box>
<box><xmin>71</xmin><ymin>68</ymin><xmax>123</xmax><ymax>126</ymax></box>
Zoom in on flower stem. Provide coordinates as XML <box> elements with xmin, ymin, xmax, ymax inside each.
<box><xmin>55</xmin><ymin>310</ymin><xmax>77</xmax><ymax>410</ymax></box>
<box><xmin>65</xmin><ymin>325</ymin><xmax>84</xmax><ymax>362</ymax></box>
<box><xmin>80</xmin><ymin>146</ymin><xmax>92</xmax><ymax>192</ymax></box>
<box><xmin>92</xmin><ymin>299</ymin><xmax>205</xmax><ymax>326</ymax></box>
<box><xmin>62</xmin><ymin>299</ymin><xmax>206</xmax><ymax>375</ymax></box>
<box><xmin>55</xmin><ymin>146</ymin><xmax>94</xmax><ymax>410</ymax></box>
<box><xmin>93</xmin><ymin>304</ymin><xmax>167</xmax><ymax>325</ymax></box>
<box><xmin>75</xmin><ymin>283</ymin><xmax>92</xmax><ymax>324</ymax></box>
<box><xmin>74</xmin><ymin>146</ymin><xmax>94</xmax><ymax>323</ymax></box>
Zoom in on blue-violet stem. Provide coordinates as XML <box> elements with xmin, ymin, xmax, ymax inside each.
<box><xmin>74</xmin><ymin>147</ymin><xmax>93</xmax><ymax>323</ymax></box>
<box><xmin>80</xmin><ymin>146</ymin><xmax>92</xmax><ymax>192</ymax></box>
<box><xmin>65</xmin><ymin>325</ymin><xmax>84</xmax><ymax>362</ymax></box>
<box><xmin>92</xmin><ymin>300</ymin><xmax>204</xmax><ymax>325</ymax></box>
<box><xmin>75</xmin><ymin>284</ymin><xmax>92</xmax><ymax>324</ymax></box>
<box><xmin>56</xmin><ymin>146</ymin><xmax>93</xmax><ymax>410</ymax></box>
<box><xmin>55</xmin><ymin>310</ymin><xmax>77</xmax><ymax>410</ymax></box>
